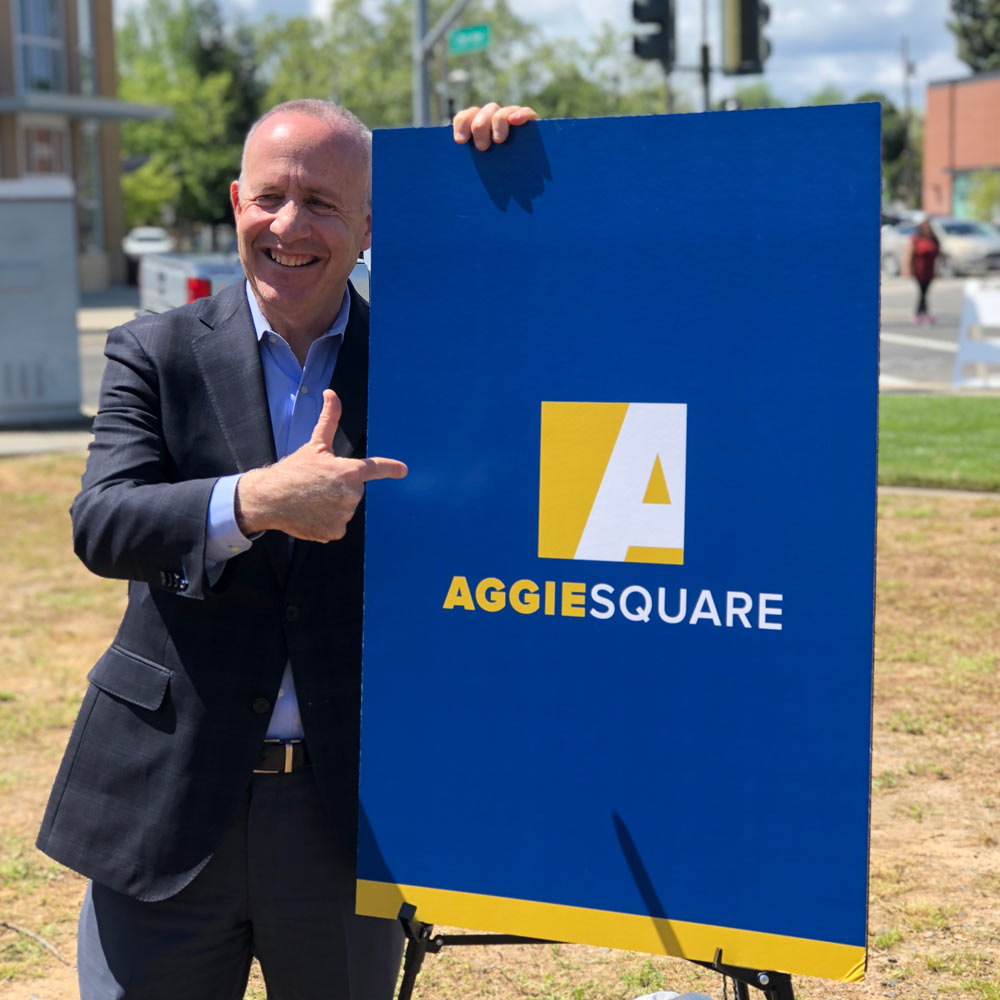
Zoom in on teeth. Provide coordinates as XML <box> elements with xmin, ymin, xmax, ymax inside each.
<box><xmin>269</xmin><ymin>250</ymin><xmax>315</xmax><ymax>267</ymax></box>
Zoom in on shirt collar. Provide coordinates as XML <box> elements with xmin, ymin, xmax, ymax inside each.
<box><xmin>244</xmin><ymin>280</ymin><xmax>351</xmax><ymax>345</ymax></box>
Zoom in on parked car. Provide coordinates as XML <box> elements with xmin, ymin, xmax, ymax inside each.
<box><xmin>121</xmin><ymin>226</ymin><xmax>176</xmax><ymax>283</ymax></box>
<box><xmin>138</xmin><ymin>252</ymin><xmax>246</xmax><ymax>314</ymax></box>
<box><xmin>881</xmin><ymin>217</ymin><xmax>1000</xmax><ymax>277</ymax></box>
<box><xmin>138</xmin><ymin>252</ymin><xmax>370</xmax><ymax>313</ymax></box>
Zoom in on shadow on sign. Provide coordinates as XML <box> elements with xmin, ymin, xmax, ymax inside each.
<box><xmin>469</xmin><ymin>124</ymin><xmax>552</xmax><ymax>214</ymax></box>
<box><xmin>613</xmin><ymin>810</ymin><xmax>682</xmax><ymax>956</ymax></box>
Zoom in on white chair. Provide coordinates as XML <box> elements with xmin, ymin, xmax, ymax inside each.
<box><xmin>952</xmin><ymin>279</ymin><xmax>1000</xmax><ymax>388</ymax></box>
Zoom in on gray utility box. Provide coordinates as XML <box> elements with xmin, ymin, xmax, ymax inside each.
<box><xmin>0</xmin><ymin>177</ymin><xmax>82</xmax><ymax>425</ymax></box>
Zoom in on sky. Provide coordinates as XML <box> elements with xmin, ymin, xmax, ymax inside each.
<box><xmin>124</xmin><ymin>0</ymin><xmax>971</xmax><ymax>112</ymax></box>
<box><xmin>518</xmin><ymin>0</ymin><xmax>971</xmax><ymax>110</ymax></box>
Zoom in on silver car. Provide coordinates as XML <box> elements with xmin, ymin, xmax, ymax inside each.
<box><xmin>881</xmin><ymin>217</ymin><xmax>1000</xmax><ymax>277</ymax></box>
<box><xmin>121</xmin><ymin>225</ymin><xmax>176</xmax><ymax>260</ymax></box>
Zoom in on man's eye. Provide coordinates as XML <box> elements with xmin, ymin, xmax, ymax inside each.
<box><xmin>254</xmin><ymin>194</ymin><xmax>281</xmax><ymax>206</ymax></box>
<box><xmin>308</xmin><ymin>198</ymin><xmax>336</xmax><ymax>213</ymax></box>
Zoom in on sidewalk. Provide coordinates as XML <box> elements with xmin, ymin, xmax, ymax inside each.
<box><xmin>76</xmin><ymin>283</ymin><xmax>141</xmax><ymax>333</ymax></box>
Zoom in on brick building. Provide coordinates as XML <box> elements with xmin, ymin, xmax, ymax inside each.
<box><xmin>0</xmin><ymin>0</ymin><xmax>167</xmax><ymax>290</ymax></box>
<box><xmin>923</xmin><ymin>70</ymin><xmax>1000</xmax><ymax>219</ymax></box>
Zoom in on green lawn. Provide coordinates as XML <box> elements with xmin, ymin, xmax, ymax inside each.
<box><xmin>879</xmin><ymin>394</ymin><xmax>1000</xmax><ymax>491</ymax></box>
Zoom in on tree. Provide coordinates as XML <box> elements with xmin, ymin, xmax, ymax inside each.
<box><xmin>854</xmin><ymin>91</ymin><xmax>921</xmax><ymax>206</ymax></box>
<box><xmin>726</xmin><ymin>81</ymin><xmax>784</xmax><ymax>109</ymax></box>
<box><xmin>117</xmin><ymin>0</ymin><xmax>263</xmax><ymax>229</ymax></box>
<box><xmin>257</xmin><ymin>0</ymin><xmax>538</xmax><ymax>127</ymax></box>
<box><xmin>948</xmin><ymin>0</ymin><xmax>1000</xmax><ymax>73</ymax></box>
<box><xmin>506</xmin><ymin>23</ymin><xmax>687</xmax><ymax>119</ymax></box>
<box><xmin>255</xmin><ymin>2</ymin><xmax>688</xmax><ymax>128</ymax></box>
<box><xmin>805</xmin><ymin>84</ymin><xmax>847</xmax><ymax>106</ymax></box>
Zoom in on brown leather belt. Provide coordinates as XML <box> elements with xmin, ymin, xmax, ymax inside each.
<box><xmin>254</xmin><ymin>739</ymin><xmax>309</xmax><ymax>774</ymax></box>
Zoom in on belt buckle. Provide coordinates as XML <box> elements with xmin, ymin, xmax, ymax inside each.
<box><xmin>254</xmin><ymin>738</ymin><xmax>302</xmax><ymax>775</ymax></box>
<box><xmin>282</xmin><ymin>738</ymin><xmax>302</xmax><ymax>773</ymax></box>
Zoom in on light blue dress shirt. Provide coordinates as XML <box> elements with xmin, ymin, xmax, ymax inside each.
<box><xmin>205</xmin><ymin>281</ymin><xmax>351</xmax><ymax>739</ymax></box>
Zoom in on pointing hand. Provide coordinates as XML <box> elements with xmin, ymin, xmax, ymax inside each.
<box><xmin>236</xmin><ymin>389</ymin><xmax>407</xmax><ymax>542</ymax></box>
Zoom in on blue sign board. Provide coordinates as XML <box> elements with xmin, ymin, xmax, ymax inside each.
<box><xmin>358</xmin><ymin>106</ymin><xmax>879</xmax><ymax>982</ymax></box>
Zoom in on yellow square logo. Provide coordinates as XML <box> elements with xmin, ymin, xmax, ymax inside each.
<box><xmin>538</xmin><ymin>402</ymin><xmax>687</xmax><ymax>565</ymax></box>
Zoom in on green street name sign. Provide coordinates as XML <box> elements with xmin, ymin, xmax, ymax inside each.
<box><xmin>448</xmin><ymin>24</ymin><xmax>491</xmax><ymax>55</ymax></box>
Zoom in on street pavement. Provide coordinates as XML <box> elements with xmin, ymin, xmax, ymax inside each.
<box><xmin>1</xmin><ymin>275</ymin><xmax>997</xmax><ymax>458</ymax></box>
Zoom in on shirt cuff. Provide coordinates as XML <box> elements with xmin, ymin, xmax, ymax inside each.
<box><xmin>205</xmin><ymin>473</ymin><xmax>255</xmax><ymax>567</ymax></box>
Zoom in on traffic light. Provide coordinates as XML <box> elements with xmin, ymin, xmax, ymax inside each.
<box><xmin>721</xmin><ymin>0</ymin><xmax>771</xmax><ymax>75</ymax></box>
<box><xmin>633</xmin><ymin>0</ymin><xmax>675</xmax><ymax>72</ymax></box>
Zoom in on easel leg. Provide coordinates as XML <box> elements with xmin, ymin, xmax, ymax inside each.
<box><xmin>395</xmin><ymin>903</ymin><xmax>435</xmax><ymax>1000</ymax></box>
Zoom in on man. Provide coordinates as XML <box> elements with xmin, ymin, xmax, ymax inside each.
<box><xmin>37</xmin><ymin>99</ymin><xmax>537</xmax><ymax>999</ymax></box>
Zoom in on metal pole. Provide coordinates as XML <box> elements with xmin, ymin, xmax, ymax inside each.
<box><xmin>700</xmin><ymin>0</ymin><xmax>710</xmax><ymax>111</ymax></box>
<box><xmin>901</xmin><ymin>35</ymin><xmax>915</xmax><ymax>205</ymax></box>
<box><xmin>412</xmin><ymin>0</ymin><xmax>474</xmax><ymax>126</ymax></box>
<box><xmin>424</xmin><ymin>0</ymin><xmax>475</xmax><ymax>52</ymax></box>
<box><xmin>412</xmin><ymin>0</ymin><xmax>430</xmax><ymax>126</ymax></box>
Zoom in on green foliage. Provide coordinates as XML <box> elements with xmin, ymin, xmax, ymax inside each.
<box><xmin>948</xmin><ymin>0</ymin><xmax>1000</xmax><ymax>73</ymax></box>
<box><xmin>117</xmin><ymin>0</ymin><xmax>263</xmax><ymax>228</ymax></box>
<box><xmin>854</xmin><ymin>91</ymin><xmax>921</xmax><ymax>205</ymax></box>
<box><xmin>729</xmin><ymin>80</ymin><xmax>784</xmax><ymax>108</ymax></box>
<box><xmin>511</xmin><ymin>23</ymin><xmax>685</xmax><ymax>119</ymax></box>
<box><xmin>966</xmin><ymin>170</ymin><xmax>1000</xmax><ymax>222</ymax></box>
<box><xmin>620</xmin><ymin>958</ymin><xmax>668</xmax><ymax>993</ymax></box>
<box><xmin>256</xmin><ymin>4</ymin><xmax>677</xmax><ymax>126</ymax></box>
<box><xmin>873</xmin><ymin>927</ymin><xmax>903</xmax><ymax>949</ymax></box>
<box><xmin>806</xmin><ymin>84</ymin><xmax>847</xmax><ymax>106</ymax></box>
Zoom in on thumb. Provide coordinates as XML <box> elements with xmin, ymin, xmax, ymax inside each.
<box><xmin>310</xmin><ymin>389</ymin><xmax>342</xmax><ymax>451</ymax></box>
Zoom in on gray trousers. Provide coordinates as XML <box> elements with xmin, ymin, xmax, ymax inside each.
<box><xmin>77</xmin><ymin>769</ymin><xmax>403</xmax><ymax>999</ymax></box>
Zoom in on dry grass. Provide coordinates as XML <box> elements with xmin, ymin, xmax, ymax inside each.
<box><xmin>0</xmin><ymin>455</ymin><xmax>998</xmax><ymax>1000</ymax></box>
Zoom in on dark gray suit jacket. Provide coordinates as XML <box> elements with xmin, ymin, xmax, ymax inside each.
<box><xmin>37</xmin><ymin>280</ymin><xmax>371</xmax><ymax>901</ymax></box>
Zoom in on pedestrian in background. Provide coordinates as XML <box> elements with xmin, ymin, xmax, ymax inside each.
<box><xmin>910</xmin><ymin>217</ymin><xmax>940</xmax><ymax>325</ymax></box>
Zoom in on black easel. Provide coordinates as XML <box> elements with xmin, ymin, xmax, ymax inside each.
<box><xmin>395</xmin><ymin>904</ymin><xmax>796</xmax><ymax>1000</ymax></box>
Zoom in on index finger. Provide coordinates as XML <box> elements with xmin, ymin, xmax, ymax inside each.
<box><xmin>359</xmin><ymin>457</ymin><xmax>408</xmax><ymax>482</ymax></box>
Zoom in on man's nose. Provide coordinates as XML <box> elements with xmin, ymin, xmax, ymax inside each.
<box><xmin>270</xmin><ymin>199</ymin><xmax>309</xmax><ymax>239</ymax></box>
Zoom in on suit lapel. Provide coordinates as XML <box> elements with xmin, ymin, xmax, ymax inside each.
<box><xmin>328</xmin><ymin>284</ymin><xmax>370</xmax><ymax>459</ymax></box>
<box><xmin>190</xmin><ymin>282</ymin><xmax>289</xmax><ymax>582</ymax></box>
<box><xmin>190</xmin><ymin>282</ymin><xmax>277</xmax><ymax>473</ymax></box>
<box><xmin>290</xmin><ymin>282</ymin><xmax>370</xmax><ymax>578</ymax></box>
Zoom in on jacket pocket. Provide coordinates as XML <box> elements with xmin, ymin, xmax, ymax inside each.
<box><xmin>87</xmin><ymin>644</ymin><xmax>172</xmax><ymax>711</ymax></box>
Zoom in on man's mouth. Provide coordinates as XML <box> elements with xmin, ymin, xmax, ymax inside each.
<box><xmin>266</xmin><ymin>249</ymin><xmax>318</xmax><ymax>267</ymax></box>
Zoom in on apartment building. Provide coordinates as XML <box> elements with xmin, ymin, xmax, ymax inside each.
<box><xmin>0</xmin><ymin>0</ymin><xmax>167</xmax><ymax>290</ymax></box>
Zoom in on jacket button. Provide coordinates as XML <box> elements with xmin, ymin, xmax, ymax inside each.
<box><xmin>252</xmin><ymin>698</ymin><xmax>271</xmax><ymax>714</ymax></box>
<box><xmin>285</xmin><ymin>604</ymin><xmax>300</xmax><ymax>622</ymax></box>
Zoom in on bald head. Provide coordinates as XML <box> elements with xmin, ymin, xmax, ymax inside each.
<box><xmin>239</xmin><ymin>99</ymin><xmax>372</xmax><ymax>208</ymax></box>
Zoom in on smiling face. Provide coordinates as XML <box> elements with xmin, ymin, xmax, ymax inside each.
<box><xmin>230</xmin><ymin>111</ymin><xmax>372</xmax><ymax>344</ymax></box>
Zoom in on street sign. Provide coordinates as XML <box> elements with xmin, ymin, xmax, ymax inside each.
<box><xmin>361</xmin><ymin>105</ymin><xmax>880</xmax><ymax>983</ymax></box>
<box><xmin>447</xmin><ymin>23</ymin><xmax>490</xmax><ymax>55</ymax></box>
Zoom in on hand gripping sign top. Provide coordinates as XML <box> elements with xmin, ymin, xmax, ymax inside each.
<box><xmin>358</xmin><ymin>105</ymin><xmax>880</xmax><ymax>984</ymax></box>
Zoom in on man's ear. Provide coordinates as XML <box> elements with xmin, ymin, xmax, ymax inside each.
<box><xmin>361</xmin><ymin>210</ymin><xmax>372</xmax><ymax>252</ymax></box>
<box><xmin>230</xmin><ymin>180</ymin><xmax>241</xmax><ymax>218</ymax></box>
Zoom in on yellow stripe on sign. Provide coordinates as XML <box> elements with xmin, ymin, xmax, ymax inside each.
<box><xmin>355</xmin><ymin>880</ymin><xmax>866</xmax><ymax>982</ymax></box>
<box><xmin>625</xmin><ymin>546</ymin><xmax>684</xmax><ymax>565</ymax></box>
<box><xmin>538</xmin><ymin>402</ymin><xmax>628</xmax><ymax>560</ymax></box>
